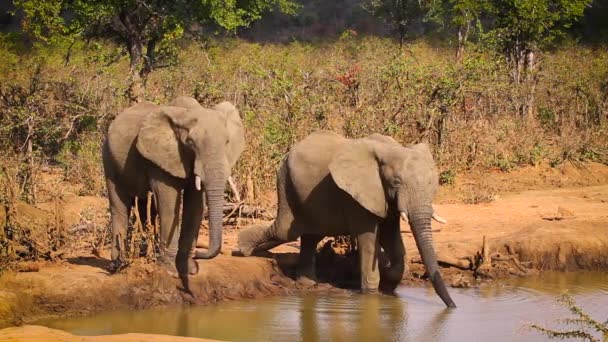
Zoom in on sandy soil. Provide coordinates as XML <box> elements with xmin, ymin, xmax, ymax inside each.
<box><xmin>1</xmin><ymin>161</ymin><xmax>607</xmax><ymax>335</ymax></box>
<box><xmin>0</xmin><ymin>325</ymin><xmax>222</xmax><ymax>341</ymax></box>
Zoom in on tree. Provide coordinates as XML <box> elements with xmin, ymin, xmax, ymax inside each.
<box><xmin>14</xmin><ymin>0</ymin><xmax>299</xmax><ymax>103</ymax></box>
<box><xmin>425</xmin><ymin>0</ymin><xmax>491</xmax><ymax>59</ymax></box>
<box><xmin>485</xmin><ymin>0</ymin><xmax>591</xmax><ymax>84</ymax></box>
<box><xmin>483</xmin><ymin>0</ymin><xmax>592</xmax><ymax>118</ymax></box>
<box><xmin>364</xmin><ymin>0</ymin><xmax>427</xmax><ymax>46</ymax></box>
<box><xmin>449</xmin><ymin>0</ymin><xmax>490</xmax><ymax>59</ymax></box>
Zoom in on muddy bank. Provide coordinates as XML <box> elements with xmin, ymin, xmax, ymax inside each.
<box><xmin>0</xmin><ymin>255</ymin><xmax>303</xmax><ymax>329</ymax></box>
<box><xmin>0</xmin><ymin>325</ymin><xmax>222</xmax><ymax>341</ymax></box>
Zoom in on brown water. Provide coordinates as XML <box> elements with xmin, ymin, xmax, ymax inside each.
<box><xmin>40</xmin><ymin>272</ymin><xmax>608</xmax><ymax>341</ymax></box>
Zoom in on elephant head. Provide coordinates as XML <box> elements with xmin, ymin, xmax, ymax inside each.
<box><xmin>329</xmin><ymin>136</ymin><xmax>456</xmax><ymax>308</ymax></box>
<box><xmin>136</xmin><ymin>102</ymin><xmax>244</xmax><ymax>259</ymax></box>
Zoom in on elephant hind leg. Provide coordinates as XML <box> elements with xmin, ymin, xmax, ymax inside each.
<box><xmin>297</xmin><ymin>234</ymin><xmax>323</xmax><ymax>285</ymax></box>
<box><xmin>107</xmin><ymin>178</ymin><xmax>132</xmax><ymax>272</ymax></box>
<box><xmin>237</xmin><ymin>224</ymin><xmax>276</xmax><ymax>256</ymax></box>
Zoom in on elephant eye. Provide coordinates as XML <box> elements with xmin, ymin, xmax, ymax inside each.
<box><xmin>393</xmin><ymin>178</ymin><xmax>402</xmax><ymax>187</ymax></box>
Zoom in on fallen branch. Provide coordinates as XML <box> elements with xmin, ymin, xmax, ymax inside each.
<box><xmin>412</xmin><ymin>255</ymin><xmax>472</xmax><ymax>270</ymax></box>
<box><xmin>491</xmin><ymin>252</ymin><xmax>528</xmax><ymax>273</ymax></box>
<box><xmin>222</xmin><ymin>202</ymin><xmax>273</xmax><ymax>220</ymax></box>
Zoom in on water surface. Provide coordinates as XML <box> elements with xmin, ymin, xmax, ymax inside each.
<box><xmin>40</xmin><ymin>271</ymin><xmax>608</xmax><ymax>341</ymax></box>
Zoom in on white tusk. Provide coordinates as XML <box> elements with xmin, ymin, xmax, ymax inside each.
<box><xmin>400</xmin><ymin>212</ymin><xmax>409</xmax><ymax>224</ymax></box>
<box><xmin>432</xmin><ymin>212</ymin><xmax>447</xmax><ymax>224</ymax></box>
<box><xmin>195</xmin><ymin>175</ymin><xmax>202</xmax><ymax>191</ymax></box>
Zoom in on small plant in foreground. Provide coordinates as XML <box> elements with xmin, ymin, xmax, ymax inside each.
<box><xmin>529</xmin><ymin>294</ymin><xmax>608</xmax><ymax>342</ymax></box>
<box><xmin>439</xmin><ymin>169</ymin><xmax>456</xmax><ymax>186</ymax></box>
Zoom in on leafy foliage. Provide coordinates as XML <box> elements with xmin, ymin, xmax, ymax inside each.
<box><xmin>487</xmin><ymin>0</ymin><xmax>590</xmax><ymax>49</ymax></box>
<box><xmin>529</xmin><ymin>294</ymin><xmax>608</xmax><ymax>342</ymax></box>
<box><xmin>13</xmin><ymin>0</ymin><xmax>299</xmax><ymax>101</ymax></box>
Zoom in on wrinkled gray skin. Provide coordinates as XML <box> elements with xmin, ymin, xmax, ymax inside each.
<box><xmin>238</xmin><ymin>130</ymin><xmax>456</xmax><ymax>308</ymax></box>
<box><xmin>103</xmin><ymin>96</ymin><xmax>244</xmax><ymax>276</ymax></box>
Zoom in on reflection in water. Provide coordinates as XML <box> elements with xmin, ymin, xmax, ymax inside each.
<box><xmin>39</xmin><ymin>272</ymin><xmax>608</xmax><ymax>342</ymax></box>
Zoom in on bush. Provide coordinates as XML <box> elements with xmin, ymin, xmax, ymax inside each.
<box><xmin>1</xmin><ymin>35</ymin><xmax>607</xmax><ymax>202</ymax></box>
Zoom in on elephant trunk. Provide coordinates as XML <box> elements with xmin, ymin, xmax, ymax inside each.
<box><xmin>195</xmin><ymin>165</ymin><xmax>225</xmax><ymax>259</ymax></box>
<box><xmin>404</xmin><ymin>208</ymin><xmax>456</xmax><ymax>308</ymax></box>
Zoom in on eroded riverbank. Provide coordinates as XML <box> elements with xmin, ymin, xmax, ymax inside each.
<box><xmin>3</xmin><ymin>160</ymin><xmax>608</xmax><ymax>333</ymax></box>
<box><xmin>1</xmin><ymin>183</ymin><xmax>607</xmax><ymax>330</ymax></box>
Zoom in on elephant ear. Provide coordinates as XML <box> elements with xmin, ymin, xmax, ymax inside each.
<box><xmin>136</xmin><ymin>107</ymin><xmax>193</xmax><ymax>179</ymax></box>
<box><xmin>329</xmin><ymin>141</ymin><xmax>387</xmax><ymax>218</ymax></box>
<box><xmin>214</xmin><ymin>101</ymin><xmax>245</xmax><ymax>169</ymax></box>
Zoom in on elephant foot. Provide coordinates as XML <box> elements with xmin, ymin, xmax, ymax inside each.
<box><xmin>296</xmin><ymin>276</ymin><xmax>318</xmax><ymax>289</ymax></box>
<box><xmin>237</xmin><ymin>241</ymin><xmax>255</xmax><ymax>257</ymax></box>
<box><xmin>360</xmin><ymin>287</ymin><xmax>380</xmax><ymax>295</ymax></box>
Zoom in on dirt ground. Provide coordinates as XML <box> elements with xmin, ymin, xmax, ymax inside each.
<box><xmin>1</xmin><ymin>161</ymin><xmax>608</xmax><ymax>334</ymax></box>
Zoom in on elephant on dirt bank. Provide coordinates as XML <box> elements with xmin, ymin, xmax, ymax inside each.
<box><xmin>238</xmin><ymin>130</ymin><xmax>455</xmax><ymax>308</ymax></box>
<box><xmin>103</xmin><ymin>96</ymin><xmax>244</xmax><ymax>276</ymax></box>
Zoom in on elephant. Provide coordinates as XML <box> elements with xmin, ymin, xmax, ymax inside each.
<box><xmin>102</xmin><ymin>96</ymin><xmax>245</xmax><ymax>276</ymax></box>
<box><xmin>237</xmin><ymin>130</ymin><xmax>455</xmax><ymax>308</ymax></box>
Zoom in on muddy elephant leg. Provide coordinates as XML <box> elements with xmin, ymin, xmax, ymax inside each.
<box><xmin>150</xmin><ymin>179</ymin><xmax>181</xmax><ymax>271</ymax></box>
<box><xmin>357</xmin><ymin>227</ymin><xmax>380</xmax><ymax>293</ymax></box>
<box><xmin>378</xmin><ymin>214</ymin><xmax>405</xmax><ymax>293</ymax></box>
<box><xmin>176</xmin><ymin>186</ymin><xmax>204</xmax><ymax>276</ymax></box>
<box><xmin>107</xmin><ymin>178</ymin><xmax>132</xmax><ymax>271</ymax></box>
<box><xmin>297</xmin><ymin>234</ymin><xmax>323</xmax><ymax>286</ymax></box>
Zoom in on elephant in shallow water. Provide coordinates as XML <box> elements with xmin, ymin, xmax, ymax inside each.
<box><xmin>238</xmin><ymin>130</ymin><xmax>455</xmax><ymax>308</ymax></box>
<box><xmin>103</xmin><ymin>96</ymin><xmax>244</xmax><ymax>275</ymax></box>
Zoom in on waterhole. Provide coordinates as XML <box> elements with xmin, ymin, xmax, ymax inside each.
<box><xmin>39</xmin><ymin>271</ymin><xmax>608</xmax><ymax>341</ymax></box>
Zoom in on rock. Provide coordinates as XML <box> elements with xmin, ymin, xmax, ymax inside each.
<box><xmin>557</xmin><ymin>206</ymin><xmax>575</xmax><ymax>217</ymax></box>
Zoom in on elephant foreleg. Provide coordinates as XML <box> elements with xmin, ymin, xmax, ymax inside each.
<box><xmin>151</xmin><ymin>178</ymin><xmax>182</xmax><ymax>270</ymax></box>
<box><xmin>378</xmin><ymin>215</ymin><xmax>406</xmax><ymax>293</ymax></box>
<box><xmin>357</xmin><ymin>228</ymin><xmax>380</xmax><ymax>293</ymax></box>
<box><xmin>178</xmin><ymin>186</ymin><xmax>204</xmax><ymax>275</ymax></box>
<box><xmin>107</xmin><ymin>178</ymin><xmax>131</xmax><ymax>272</ymax></box>
<box><xmin>297</xmin><ymin>234</ymin><xmax>323</xmax><ymax>286</ymax></box>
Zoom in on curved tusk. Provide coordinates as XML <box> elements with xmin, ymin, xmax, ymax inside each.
<box><xmin>432</xmin><ymin>212</ymin><xmax>447</xmax><ymax>224</ymax></box>
<box><xmin>400</xmin><ymin>212</ymin><xmax>409</xmax><ymax>224</ymax></box>
<box><xmin>195</xmin><ymin>175</ymin><xmax>202</xmax><ymax>191</ymax></box>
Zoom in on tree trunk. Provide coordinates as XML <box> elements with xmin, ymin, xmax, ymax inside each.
<box><xmin>456</xmin><ymin>22</ymin><xmax>469</xmax><ymax>62</ymax></box>
<box><xmin>119</xmin><ymin>10</ymin><xmax>145</xmax><ymax>105</ymax></box>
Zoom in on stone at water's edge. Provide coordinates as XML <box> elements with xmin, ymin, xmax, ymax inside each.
<box><xmin>0</xmin><ymin>325</ymin><xmax>224</xmax><ymax>341</ymax></box>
